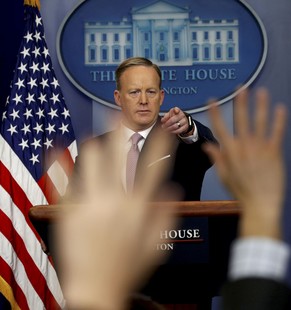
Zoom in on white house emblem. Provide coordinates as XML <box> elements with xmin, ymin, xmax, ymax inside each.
<box><xmin>57</xmin><ymin>0</ymin><xmax>267</xmax><ymax>113</ymax></box>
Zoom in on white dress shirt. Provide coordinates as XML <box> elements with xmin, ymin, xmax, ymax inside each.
<box><xmin>120</xmin><ymin>120</ymin><xmax>199</xmax><ymax>191</ymax></box>
<box><xmin>121</xmin><ymin>124</ymin><xmax>153</xmax><ymax>191</ymax></box>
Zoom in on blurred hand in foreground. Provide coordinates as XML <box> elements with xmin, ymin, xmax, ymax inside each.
<box><xmin>55</xmin><ymin>130</ymin><xmax>179</xmax><ymax>310</ymax></box>
<box><xmin>204</xmin><ymin>88</ymin><xmax>287</xmax><ymax>240</ymax></box>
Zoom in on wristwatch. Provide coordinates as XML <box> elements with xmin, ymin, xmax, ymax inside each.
<box><xmin>181</xmin><ymin>112</ymin><xmax>194</xmax><ymax>136</ymax></box>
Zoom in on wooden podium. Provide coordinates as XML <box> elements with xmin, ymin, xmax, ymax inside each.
<box><xmin>29</xmin><ymin>200</ymin><xmax>240</xmax><ymax>309</ymax></box>
<box><xmin>29</xmin><ymin>200</ymin><xmax>240</xmax><ymax>222</ymax></box>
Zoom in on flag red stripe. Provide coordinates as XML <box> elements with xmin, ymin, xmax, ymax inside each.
<box><xmin>0</xmin><ymin>162</ymin><xmax>39</xmax><ymax>237</ymax></box>
<box><xmin>38</xmin><ymin>149</ymin><xmax>75</xmax><ymax>204</ymax></box>
<box><xmin>0</xmin><ymin>159</ymin><xmax>55</xmax><ymax>268</ymax></box>
<box><xmin>0</xmin><ymin>256</ymin><xmax>27</xmax><ymax>309</ymax></box>
<box><xmin>0</xmin><ymin>163</ymin><xmax>60</xmax><ymax>308</ymax></box>
<box><xmin>38</xmin><ymin>172</ymin><xmax>59</xmax><ymax>204</ymax></box>
<box><xmin>0</xmin><ymin>209</ymin><xmax>59</xmax><ymax>309</ymax></box>
<box><xmin>60</xmin><ymin>148</ymin><xmax>75</xmax><ymax>176</ymax></box>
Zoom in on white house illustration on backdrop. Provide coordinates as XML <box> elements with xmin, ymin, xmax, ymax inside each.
<box><xmin>84</xmin><ymin>0</ymin><xmax>239</xmax><ymax>66</ymax></box>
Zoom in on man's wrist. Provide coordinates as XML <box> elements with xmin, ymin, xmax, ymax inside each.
<box><xmin>180</xmin><ymin>112</ymin><xmax>194</xmax><ymax>137</ymax></box>
<box><xmin>240</xmin><ymin>211</ymin><xmax>282</xmax><ymax>240</ymax></box>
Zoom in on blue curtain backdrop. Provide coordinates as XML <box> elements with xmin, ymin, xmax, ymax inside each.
<box><xmin>41</xmin><ymin>0</ymin><xmax>291</xmax><ymax>241</ymax></box>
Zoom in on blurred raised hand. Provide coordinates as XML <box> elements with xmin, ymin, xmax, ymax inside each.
<box><xmin>55</xmin><ymin>130</ymin><xmax>179</xmax><ymax>310</ymax></box>
<box><xmin>204</xmin><ymin>88</ymin><xmax>287</xmax><ymax>239</ymax></box>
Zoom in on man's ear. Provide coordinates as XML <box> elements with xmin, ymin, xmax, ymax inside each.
<box><xmin>114</xmin><ymin>90</ymin><xmax>121</xmax><ymax>107</ymax></box>
<box><xmin>159</xmin><ymin>89</ymin><xmax>165</xmax><ymax>107</ymax></box>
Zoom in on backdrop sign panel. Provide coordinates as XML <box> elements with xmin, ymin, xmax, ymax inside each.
<box><xmin>57</xmin><ymin>0</ymin><xmax>267</xmax><ymax>113</ymax></box>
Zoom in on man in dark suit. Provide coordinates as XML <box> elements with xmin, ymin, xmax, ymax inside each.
<box><xmin>63</xmin><ymin>57</ymin><xmax>217</xmax><ymax>308</ymax></box>
<box><xmin>70</xmin><ymin>57</ymin><xmax>217</xmax><ymax>201</ymax></box>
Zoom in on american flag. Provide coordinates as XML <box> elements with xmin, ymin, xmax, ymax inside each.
<box><xmin>0</xmin><ymin>3</ymin><xmax>77</xmax><ymax>309</ymax></box>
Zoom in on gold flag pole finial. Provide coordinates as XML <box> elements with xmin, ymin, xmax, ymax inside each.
<box><xmin>24</xmin><ymin>0</ymin><xmax>41</xmax><ymax>10</ymax></box>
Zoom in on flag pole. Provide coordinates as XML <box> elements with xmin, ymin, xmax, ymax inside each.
<box><xmin>24</xmin><ymin>0</ymin><xmax>41</xmax><ymax>9</ymax></box>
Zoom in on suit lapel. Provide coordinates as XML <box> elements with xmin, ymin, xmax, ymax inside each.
<box><xmin>136</xmin><ymin>118</ymin><xmax>178</xmax><ymax>178</ymax></box>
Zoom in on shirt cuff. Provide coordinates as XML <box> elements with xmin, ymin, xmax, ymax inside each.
<box><xmin>228</xmin><ymin>237</ymin><xmax>291</xmax><ymax>282</ymax></box>
<box><xmin>178</xmin><ymin>122</ymin><xmax>198</xmax><ymax>143</ymax></box>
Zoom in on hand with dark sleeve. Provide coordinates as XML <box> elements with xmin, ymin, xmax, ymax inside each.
<box><xmin>203</xmin><ymin>88</ymin><xmax>291</xmax><ymax>310</ymax></box>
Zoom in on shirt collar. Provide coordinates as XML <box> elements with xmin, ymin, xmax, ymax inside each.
<box><xmin>121</xmin><ymin>122</ymin><xmax>156</xmax><ymax>142</ymax></box>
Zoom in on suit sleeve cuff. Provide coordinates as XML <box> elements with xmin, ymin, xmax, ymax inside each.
<box><xmin>228</xmin><ymin>237</ymin><xmax>291</xmax><ymax>282</ymax></box>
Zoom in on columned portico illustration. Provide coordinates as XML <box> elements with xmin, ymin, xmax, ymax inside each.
<box><xmin>84</xmin><ymin>0</ymin><xmax>239</xmax><ymax>66</ymax></box>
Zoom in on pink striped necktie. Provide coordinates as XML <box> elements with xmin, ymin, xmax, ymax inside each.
<box><xmin>126</xmin><ymin>132</ymin><xmax>143</xmax><ymax>193</ymax></box>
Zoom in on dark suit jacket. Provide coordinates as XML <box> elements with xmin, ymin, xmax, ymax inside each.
<box><xmin>68</xmin><ymin>117</ymin><xmax>217</xmax><ymax>202</ymax></box>
<box><xmin>221</xmin><ymin>278</ymin><xmax>291</xmax><ymax>310</ymax></box>
<box><xmin>143</xmin><ymin>117</ymin><xmax>218</xmax><ymax>201</ymax></box>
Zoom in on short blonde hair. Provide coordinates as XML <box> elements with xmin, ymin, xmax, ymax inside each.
<box><xmin>115</xmin><ymin>57</ymin><xmax>162</xmax><ymax>90</ymax></box>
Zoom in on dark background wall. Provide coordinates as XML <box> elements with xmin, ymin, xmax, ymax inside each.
<box><xmin>1</xmin><ymin>0</ymin><xmax>291</xmax><ymax>292</ymax></box>
<box><xmin>0</xmin><ymin>1</ymin><xmax>24</xmax><ymax>117</ymax></box>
